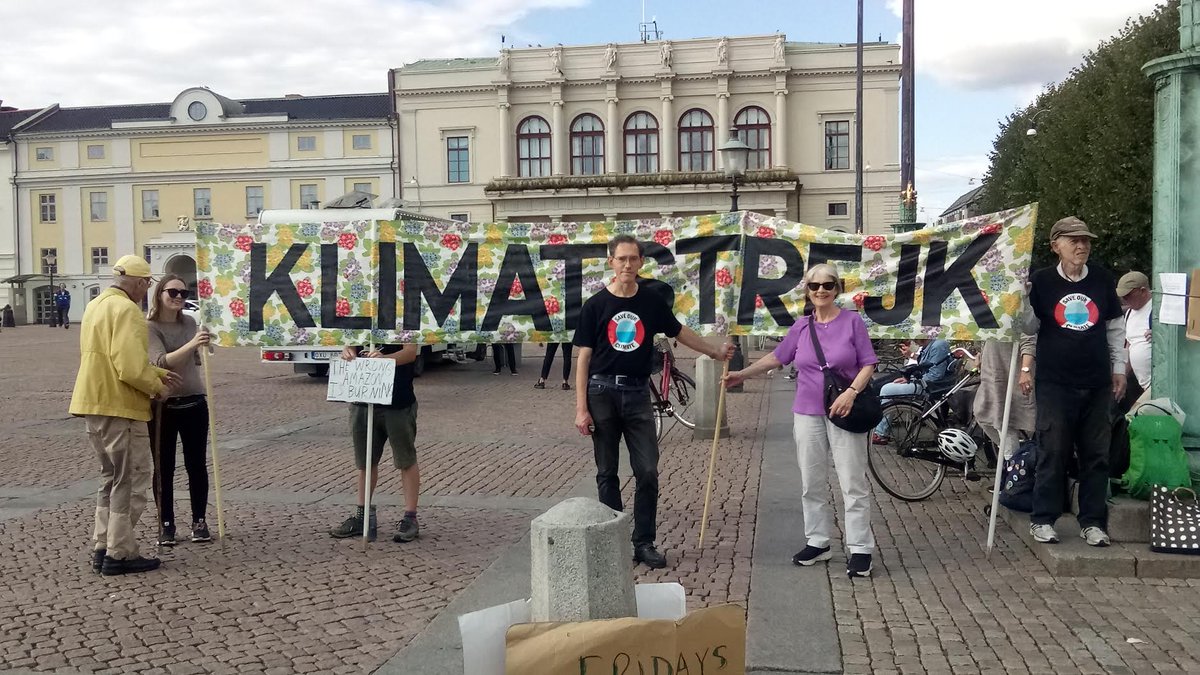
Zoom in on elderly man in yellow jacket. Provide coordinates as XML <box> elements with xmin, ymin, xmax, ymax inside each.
<box><xmin>70</xmin><ymin>255</ymin><xmax>180</xmax><ymax>576</ymax></box>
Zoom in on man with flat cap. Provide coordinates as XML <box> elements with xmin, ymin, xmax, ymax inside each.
<box><xmin>1116</xmin><ymin>270</ymin><xmax>1152</xmax><ymax>404</ymax></box>
<box><xmin>1020</xmin><ymin>216</ymin><xmax>1126</xmax><ymax>548</ymax></box>
<box><xmin>70</xmin><ymin>255</ymin><xmax>180</xmax><ymax>575</ymax></box>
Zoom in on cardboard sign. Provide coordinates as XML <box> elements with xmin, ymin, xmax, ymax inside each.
<box><xmin>1188</xmin><ymin>269</ymin><xmax>1199</xmax><ymax>341</ymax></box>
<box><xmin>326</xmin><ymin>357</ymin><xmax>396</xmax><ymax>404</ymax></box>
<box><xmin>504</xmin><ymin>604</ymin><xmax>745</xmax><ymax>675</ymax></box>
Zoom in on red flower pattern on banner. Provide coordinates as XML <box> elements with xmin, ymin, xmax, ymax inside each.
<box><xmin>545</xmin><ymin>297</ymin><xmax>561</xmax><ymax>314</ymax></box>
<box><xmin>852</xmin><ymin>292</ymin><xmax>867</xmax><ymax>308</ymax></box>
<box><xmin>197</xmin><ymin>279</ymin><xmax>213</xmax><ymax>299</ymax></box>
<box><xmin>229</xmin><ymin>298</ymin><xmax>246</xmax><ymax>318</ymax></box>
<box><xmin>653</xmin><ymin>230</ymin><xmax>673</xmax><ymax>247</ymax></box>
<box><xmin>981</xmin><ymin>291</ymin><xmax>990</xmax><ymax>304</ymax></box>
<box><xmin>235</xmin><ymin>235</ymin><xmax>253</xmax><ymax>252</ymax></box>
<box><xmin>510</xmin><ymin>279</ymin><xmax>523</xmax><ymax>298</ymax></box>
<box><xmin>980</xmin><ymin>223</ymin><xmax>1002</xmax><ymax>235</ymax></box>
<box><xmin>547</xmin><ymin>233</ymin><xmax>568</xmax><ymax>245</ymax></box>
<box><xmin>755</xmin><ymin>226</ymin><xmax>775</xmax><ymax>239</ymax></box>
<box><xmin>335</xmin><ymin>299</ymin><xmax>351</xmax><ymax>317</ymax></box>
<box><xmin>338</xmin><ymin>232</ymin><xmax>357</xmax><ymax>250</ymax></box>
<box><xmin>755</xmin><ymin>295</ymin><xmax>764</xmax><ymax>309</ymax></box>
<box><xmin>715</xmin><ymin>268</ymin><xmax>733</xmax><ymax>288</ymax></box>
<box><xmin>441</xmin><ymin>233</ymin><xmax>462</xmax><ymax>250</ymax></box>
<box><xmin>863</xmin><ymin>236</ymin><xmax>886</xmax><ymax>252</ymax></box>
<box><xmin>296</xmin><ymin>279</ymin><xmax>314</xmax><ymax>299</ymax></box>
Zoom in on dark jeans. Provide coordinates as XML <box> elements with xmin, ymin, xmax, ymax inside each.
<box><xmin>1032</xmin><ymin>381</ymin><xmax>1112</xmax><ymax>529</ymax></box>
<box><xmin>55</xmin><ymin>306</ymin><xmax>69</xmax><ymax>327</ymax></box>
<box><xmin>492</xmin><ymin>343</ymin><xmax>517</xmax><ymax>374</ymax></box>
<box><xmin>539</xmin><ymin>343</ymin><xmax>573</xmax><ymax>381</ymax></box>
<box><xmin>587</xmin><ymin>380</ymin><xmax>659</xmax><ymax>546</ymax></box>
<box><xmin>150</xmin><ymin>398</ymin><xmax>210</xmax><ymax>526</ymax></box>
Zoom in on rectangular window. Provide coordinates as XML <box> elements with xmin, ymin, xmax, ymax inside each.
<box><xmin>40</xmin><ymin>248</ymin><xmax>58</xmax><ymax>274</ymax></box>
<box><xmin>297</xmin><ymin>135</ymin><xmax>316</xmax><ymax>151</ymax></box>
<box><xmin>91</xmin><ymin>247</ymin><xmax>109</xmax><ymax>272</ymax></box>
<box><xmin>35</xmin><ymin>147</ymin><xmax>54</xmax><ymax>161</ymax></box>
<box><xmin>246</xmin><ymin>186</ymin><xmax>264</xmax><ymax>216</ymax></box>
<box><xmin>827</xmin><ymin>202</ymin><xmax>849</xmax><ymax>217</ymax></box>
<box><xmin>447</xmin><ymin>136</ymin><xmax>470</xmax><ymax>183</ymax></box>
<box><xmin>300</xmin><ymin>184</ymin><xmax>319</xmax><ymax>209</ymax></box>
<box><xmin>352</xmin><ymin>134</ymin><xmax>372</xmax><ymax>150</ymax></box>
<box><xmin>352</xmin><ymin>182</ymin><xmax>372</xmax><ymax>194</ymax></box>
<box><xmin>86</xmin><ymin>144</ymin><xmax>105</xmax><ymax>160</ymax></box>
<box><xmin>89</xmin><ymin>192</ymin><xmax>108</xmax><ymax>222</ymax></box>
<box><xmin>142</xmin><ymin>190</ymin><xmax>160</xmax><ymax>220</ymax></box>
<box><xmin>824</xmin><ymin>121</ymin><xmax>850</xmax><ymax>171</ymax></box>
<box><xmin>193</xmin><ymin>188</ymin><xmax>212</xmax><ymax>218</ymax></box>
<box><xmin>39</xmin><ymin>194</ymin><xmax>57</xmax><ymax>223</ymax></box>
<box><xmin>449</xmin><ymin>213</ymin><xmax>470</xmax><ymax>222</ymax></box>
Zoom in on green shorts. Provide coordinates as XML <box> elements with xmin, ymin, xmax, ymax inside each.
<box><xmin>350</xmin><ymin>402</ymin><xmax>418</xmax><ymax>470</ymax></box>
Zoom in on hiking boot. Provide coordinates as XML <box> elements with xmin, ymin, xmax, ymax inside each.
<box><xmin>330</xmin><ymin>513</ymin><xmax>376</xmax><ymax>541</ymax></box>
<box><xmin>191</xmin><ymin>520</ymin><xmax>212</xmax><ymax>543</ymax></box>
<box><xmin>1029</xmin><ymin>523</ymin><xmax>1060</xmax><ymax>544</ymax></box>
<box><xmin>101</xmin><ymin>555</ymin><xmax>162</xmax><ymax>576</ymax></box>
<box><xmin>633</xmin><ymin>544</ymin><xmax>668</xmax><ymax>569</ymax></box>
<box><xmin>393</xmin><ymin>514</ymin><xmax>420</xmax><ymax>543</ymax></box>
<box><xmin>91</xmin><ymin>549</ymin><xmax>106</xmax><ymax>573</ymax></box>
<box><xmin>158</xmin><ymin>523</ymin><xmax>176</xmax><ymax>547</ymax></box>
<box><xmin>847</xmin><ymin>553</ymin><xmax>873</xmax><ymax>578</ymax></box>
<box><xmin>791</xmin><ymin>545</ymin><xmax>832</xmax><ymax>566</ymax></box>
<box><xmin>1080</xmin><ymin>526</ymin><xmax>1111</xmax><ymax>547</ymax></box>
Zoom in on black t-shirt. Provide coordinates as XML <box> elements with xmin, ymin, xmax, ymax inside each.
<box><xmin>1029</xmin><ymin>264</ymin><xmax>1121</xmax><ymax>388</ymax></box>
<box><xmin>350</xmin><ymin>344</ymin><xmax>416</xmax><ymax>409</ymax></box>
<box><xmin>573</xmin><ymin>286</ymin><xmax>683</xmax><ymax>378</ymax></box>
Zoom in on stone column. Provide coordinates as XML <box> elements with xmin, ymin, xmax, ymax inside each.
<box><xmin>716</xmin><ymin>74</ymin><xmax>730</xmax><ymax>171</ymax></box>
<box><xmin>497</xmin><ymin>103</ymin><xmax>512</xmax><ymax>178</ymax></box>
<box><xmin>692</xmin><ymin>355</ymin><xmax>731</xmax><ymax>440</ymax></box>
<box><xmin>606</xmin><ymin>96</ymin><xmax>620</xmax><ymax>173</ymax></box>
<box><xmin>660</xmin><ymin>84</ymin><xmax>675</xmax><ymax>171</ymax></box>
<box><xmin>774</xmin><ymin>88</ymin><xmax>789</xmax><ymax>168</ymax></box>
<box><xmin>551</xmin><ymin>98</ymin><xmax>566</xmax><ymax>175</ymax></box>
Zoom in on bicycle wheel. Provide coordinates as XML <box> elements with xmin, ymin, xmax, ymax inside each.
<box><xmin>867</xmin><ymin>401</ymin><xmax>946</xmax><ymax>501</ymax></box>
<box><xmin>668</xmin><ymin>370</ymin><xmax>697</xmax><ymax>429</ymax></box>
<box><xmin>649</xmin><ymin>385</ymin><xmax>666</xmax><ymax>440</ymax></box>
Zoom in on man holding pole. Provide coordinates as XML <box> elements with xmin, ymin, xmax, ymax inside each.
<box><xmin>329</xmin><ymin>344</ymin><xmax>422</xmax><ymax>543</ymax></box>
<box><xmin>572</xmin><ymin>234</ymin><xmax>733</xmax><ymax>569</ymax></box>
<box><xmin>70</xmin><ymin>255</ymin><xmax>180</xmax><ymax>575</ymax></box>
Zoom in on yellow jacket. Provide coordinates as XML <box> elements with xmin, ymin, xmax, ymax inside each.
<box><xmin>69</xmin><ymin>287</ymin><xmax>167</xmax><ymax>421</ymax></box>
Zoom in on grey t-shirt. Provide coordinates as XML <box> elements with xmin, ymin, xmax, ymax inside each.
<box><xmin>147</xmin><ymin>315</ymin><xmax>206</xmax><ymax>398</ymax></box>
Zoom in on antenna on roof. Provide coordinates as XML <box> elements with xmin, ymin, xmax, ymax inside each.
<box><xmin>639</xmin><ymin>0</ymin><xmax>662</xmax><ymax>42</ymax></box>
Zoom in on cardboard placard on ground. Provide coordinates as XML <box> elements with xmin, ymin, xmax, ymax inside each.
<box><xmin>505</xmin><ymin>604</ymin><xmax>745</xmax><ymax>675</ymax></box>
<box><xmin>326</xmin><ymin>357</ymin><xmax>396</xmax><ymax>404</ymax></box>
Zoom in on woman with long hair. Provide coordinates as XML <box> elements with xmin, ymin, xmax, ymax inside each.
<box><xmin>146</xmin><ymin>274</ymin><xmax>213</xmax><ymax>546</ymax></box>
<box><xmin>724</xmin><ymin>264</ymin><xmax>879</xmax><ymax>577</ymax></box>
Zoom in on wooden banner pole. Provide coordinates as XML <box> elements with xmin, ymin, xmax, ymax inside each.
<box><xmin>199</xmin><ymin>349</ymin><xmax>226</xmax><ymax>548</ymax></box>
<box><xmin>698</xmin><ymin>359</ymin><xmax>731</xmax><ymax>549</ymax></box>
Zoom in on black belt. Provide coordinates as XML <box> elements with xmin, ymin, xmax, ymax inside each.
<box><xmin>590</xmin><ymin>374</ymin><xmax>648</xmax><ymax>388</ymax></box>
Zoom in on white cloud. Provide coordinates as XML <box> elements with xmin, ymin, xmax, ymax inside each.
<box><xmin>0</xmin><ymin>0</ymin><xmax>586</xmax><ymax>109</ymax></box>
<box><xmin>886</xmin><ymin>0</ymin><xmax>1164</xmax><ymax>90</ymax></box>
<box><xmin>914</xmin><ymin>155</ymin><xmax>989</xmax><ymax>221</ymax></box>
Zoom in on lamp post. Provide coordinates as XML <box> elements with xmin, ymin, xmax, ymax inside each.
<box><xmin>718</xmin><ymin>128</ymin><xmax>750</xmax><ymax>388</ymax></box>
<box><xmin>43</xmin><ymin>251</ymin><xmax>57</xmax><ymax>327</ymax></box>
<box><xmin>1025</xmin><ymin>109</ymin><xmax>1051</xmax><ymax>136</ymax></box>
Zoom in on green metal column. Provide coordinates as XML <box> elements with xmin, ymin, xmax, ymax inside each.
<box><xmin>1143</xmin><ymin>0</ymin><xmax>1200</xmax><ymax>447</ymax></box>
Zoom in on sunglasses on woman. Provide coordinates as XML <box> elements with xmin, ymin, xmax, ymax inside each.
<box><xmin>806</xmin><ymin>281</ymin><xmax>837</xmax><ymax>291</ymax></box>
<box><xmin>164</xmin><ymin>288</ymin><xmax>191</xmax><ymax>299</ymax></box>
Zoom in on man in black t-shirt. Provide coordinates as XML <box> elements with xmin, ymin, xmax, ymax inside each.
<box><xmin>329</xmin><ymin>343</ymin><xmax>423</xmax><ymax>544</ymax></box>
<box><xmin>1020</xmin><ymin>216</ymin><xmax>1126</xmax><ymax>548</ymax></box>
<box><xmin>573</xmin><ymin>234</ymin><xmax>733</xmax><ymax>569</ymax></box>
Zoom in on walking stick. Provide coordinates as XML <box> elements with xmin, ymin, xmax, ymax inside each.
<box><xmin>150</xmin><ymin>398</ymin><xmax>164</xmax><ymax>552</ymax></box>
<box><xmin>698</xmin><ymin>359</ymin><xmax>731</xmax><ymax>549</ymax></box>
<box><xmin>199</xmin><ymin>349</ymin><xmax>226</xmax><ymax>548</ymax></box>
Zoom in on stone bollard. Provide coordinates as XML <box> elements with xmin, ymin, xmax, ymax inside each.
<box><xmin>692</xmin><ymin>355</ymin><xmax>731</xmax><ymax>440</ymax></box>
<box><xmin>530</xmin><ymin>497</ymin><xmax>637</xmax><ymax>622</ymax></box>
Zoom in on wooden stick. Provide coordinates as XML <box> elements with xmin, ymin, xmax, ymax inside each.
<box><xmin>698</xmin><ymin>359</ymin><xmax>731</xmax><ymax>549</ymax></box>
<box><xmin>150</xmin><ymin>399</ymin><xmax>163</xmax><ymax>552</ymax></box>
<box><xmin>199</xmin><ymin>349</ymin><xmax>226</xmax><ymax>547</ymax></box>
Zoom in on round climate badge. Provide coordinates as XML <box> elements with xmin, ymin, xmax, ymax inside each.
<box><xmin>607</xmin><ymin>311</ymin><xmax>645</xmax><ymax>352</ymax></box>
<box><xmin>1053</xmin><ymin>293</ymin><xmax>1099</xmax><ymax>331</ymax></box>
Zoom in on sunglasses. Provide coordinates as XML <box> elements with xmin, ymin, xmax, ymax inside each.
<box><xmin>807</xmin><ymin>281</ymin><xmax>838</xmax><ymax>291</ymax></box>
<box><xmin>164</xmin><ymin>288</ymin><xmax>191</xmax><ymax>299</ymax></box>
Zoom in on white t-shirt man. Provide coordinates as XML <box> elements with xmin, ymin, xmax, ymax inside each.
<box><xmin>1124</xmin><ymin>304</ymin><xmax>1152</xmax><ymax>389</ymax></box>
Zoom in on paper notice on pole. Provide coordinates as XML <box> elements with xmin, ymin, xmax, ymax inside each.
<box><xmin>327</xmin><ymin>357</ymin><xmax>396</xmax><ymax>404</ymax></box>
<box><xmin>1159</xmin><ymin>272</ymin><xmax>1189</xmax><ymax>326</ymax></box>
<box><xmin>1188</xmin><ymin>269</ymin><xmax>1200</xmax><ymax>341</ymax></box>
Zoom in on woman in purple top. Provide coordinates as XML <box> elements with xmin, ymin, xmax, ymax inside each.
<box><xmin>725</xmin><ymin>263</ymin><xmax>879</xmax><ymax>578</ymax></box>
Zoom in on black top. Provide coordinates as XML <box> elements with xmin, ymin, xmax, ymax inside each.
<box><xmin>1028</xmin><ymin>264</ymin><xmax>1122</xmax><ymax>388</ymax></box>
<box><xmin>350</xmin><ymin>344</ymin><xmax>416</xmax><ymax>409</ymax></box>
<box><xmin>573</xmin><ymin>286</ymin><xmax>683</xmax><ymax>378</ymax></box>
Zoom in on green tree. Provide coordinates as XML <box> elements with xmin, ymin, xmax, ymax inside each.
<box><xmin>979</xmin><ymin>1</ymin><xmax>1179</xmax><ymax>274</ymax></box>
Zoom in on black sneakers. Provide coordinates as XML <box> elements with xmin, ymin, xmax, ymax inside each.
<box><xmin>847</xmin><ymin>553</ymin><xmax>873</xmax><ymax>578</ymax></box>
<box><xmin>330</xmin><ymin>512</ymin><xmax>377</xmax><ymax>541</ymax></box>
<box><xmin>101</xmin><ymin>555</ymin><xmax>162</xmax><ymax>576</ymax></box>
<box><xmin>91</xmin><ymin>549</ymin><xmax>106</xmax><ymax>573</ymax></box>
<box><xmin>633</xmin><ymin>544</ymin><xmax>668</xmax><ymax>569</ymax></box>
<box><xmin>158</xmin><ymin>523</ymin><xmax>176</xmax><ymax>547</ymax></box>
<box><xmin>191</xmin><ymin>520</ymin><xmax>212</xmax><ymax>543</ymax></box>
<box><xmin>791</xmin><ymin>545</ymin><xmax>833</xmax><ymax>566</ymax></box>
<box><xmin>393</xmin><ymin>515</ymin><xmax>420</xmax><ymax>543</ymax></box>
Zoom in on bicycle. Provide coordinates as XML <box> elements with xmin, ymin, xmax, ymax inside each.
<box><xmin>649</xmin><ymin>337</ymin><xmax>697</xmax><ymax>440</ymax></box>
<box><xmin>866</xmin><ymin>350</ymin><xmax>996</xmax><ymax>501</ymax></box>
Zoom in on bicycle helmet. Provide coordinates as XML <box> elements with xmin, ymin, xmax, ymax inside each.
<box><xmin>937</xmin><ymin>428</ymin><xmax>977</xmax><ymax>462</ymax></box>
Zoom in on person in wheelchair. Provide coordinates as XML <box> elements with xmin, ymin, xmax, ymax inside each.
<box><xmin>871</xmin><ymin>336</ymin><xmax>954</xmax><ymax>445</ymax></box>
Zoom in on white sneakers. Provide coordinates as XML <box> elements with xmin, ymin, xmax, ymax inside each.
<box><xmin>1080</xmin><ymin>526</ymin><xmax>1111</xmax><ymax>547</ymax></box>
<box><xmin>1029</xmin><ymin>523</ymin><xmax>1060</xmax><ymax>543</ymax></box>
<box><xmin>1029</xmin><ymin>523</ymin><xmax>1112</xmax><ymax>547</ymax></box>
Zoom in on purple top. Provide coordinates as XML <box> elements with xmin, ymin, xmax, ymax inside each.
<box><xmin>773</xmin><ymin>310</ymin><xmax>878</xmax><ymax>415</ymax></box>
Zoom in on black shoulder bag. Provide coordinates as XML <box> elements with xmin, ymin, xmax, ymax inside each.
<box><xmin>807</xmin><ymin>315</ymin><xmax>882</xmax><ymax>433</ymax></box>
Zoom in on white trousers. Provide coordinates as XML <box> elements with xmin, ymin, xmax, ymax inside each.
<box><xmin>793</xmin><ymin>414</ymin><xmax>876</xmax><ymax>554</ymax></box>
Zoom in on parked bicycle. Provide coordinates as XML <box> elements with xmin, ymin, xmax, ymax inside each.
<box><xmin>866</xmin><ymin>350</ymin><xmax>997</xmax><ymax>501</ymax></box>
<box><xmin>650</xmin><ymin>338</ymin><xmax>697</xmax><ymax>440</ymax></box>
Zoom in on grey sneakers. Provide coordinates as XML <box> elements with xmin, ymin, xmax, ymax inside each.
<box><xmin>1080</xmin><ymin>526</ymin><xmax>1111</xmax><ymax>547</ymax></box>
<box><xmin>1029</xmin><ymin>523</ymin><xmax>1060</xmax><ymax>543</ymax></box>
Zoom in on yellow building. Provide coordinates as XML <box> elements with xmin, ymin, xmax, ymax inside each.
<box><xmin>7</xmin><ymin>87</ymin><xmax>391</xmax><ymax>324</ymax></box>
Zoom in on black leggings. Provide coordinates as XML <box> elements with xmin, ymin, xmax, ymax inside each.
<box><xmin>540</xmin><ymin>343</ymin><xmax>573</xmax><ymax>381</ymax></box>
<box><xmin>492</xmin><ymin>343</ymin><xmax>517</xmax><ymax>374</ymax></box>
<box><xmin>150</xmin><ymin>398</ymin><xmax>210</xmax><ymax>526</ymax></box>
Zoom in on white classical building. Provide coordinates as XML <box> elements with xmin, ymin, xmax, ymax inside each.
<box><xmin>392</xmin><ymin>34</ymin><xmax>901</xmax><ymax>230</ymax></box>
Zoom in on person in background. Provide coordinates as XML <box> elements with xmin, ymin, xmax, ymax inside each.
<box><xmin>724</xmin><ymin>263</ymin><xmax>879</xmax><ymax>578</ymax></box>
<box><xmin>54</xmin><ymin>283</ymin><xmax>72</xmax><ymax>329</ymax></box>
<box><xmin>492</xmin><ymin>343</ymin><xmax>518</xmax><ymax>376</ymax></box>
<box><xmin>1116</xmin><ymin>271</ymin><xmax>1152</xmax><ymax>407</ymax></box>
<box><xmin>535</xmin><ymin>343</ymin><xmax>573</xmax><ymax>390</ymax></box>
<box><xmin>871</xmin><ymin>336</ymin><xmax>952</xmax><ymax>444</ymax></box>
<box><xmin>146</xmin><ymin>274</ymin><xmax>213</xmax><ymax>546</ymax></box>
<box><xmin>973</xmin><ymin>337</ymin><xmax>1037</xmax><ymax>460</ymax></box>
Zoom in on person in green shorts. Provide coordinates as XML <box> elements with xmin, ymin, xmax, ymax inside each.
<box><xmin>329</xmin><ymin>344</ymin><xmax>422</xmax><ymax>543</ymax></box>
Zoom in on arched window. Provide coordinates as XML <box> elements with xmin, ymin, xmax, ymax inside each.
<box><xmin>678</xmin><ymin>109</ymin><xmax>715</xmax><ymax>172</ymax></box>
<box><xmin>517</xmin><ymin>116</ymin><xmax>551</xmax><ymax>178</ymax></box>
<box><xmin>623</xmin><ymin>112</ymin><xmax>659</xmax><ymax>174</ymax></box>
<box><xmin>735</xmin><ymin>106</ymin><xmax>772</xmax><ymax>169</ymax></box>
<box><xmin>570</xmin><ymin>114</ymin><xmax>605</xmax><ymax>175</ymax></box>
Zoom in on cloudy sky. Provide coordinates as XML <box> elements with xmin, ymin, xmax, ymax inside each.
<box><xmin>0</xmin><ymin>0</ymin><xmax>1165</xmax><ymax>220</ymax></box>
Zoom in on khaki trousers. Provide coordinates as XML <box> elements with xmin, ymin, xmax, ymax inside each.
<box><xmin>86</xmin><ymin>415</ymin><xmax>151</xmax><ymax>560</ymax></box>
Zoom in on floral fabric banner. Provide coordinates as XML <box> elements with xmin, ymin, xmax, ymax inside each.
<box><xmin>194</xmin><ymin>204</ymin><xmax>1036</xmax><ymax>347</ymax></box>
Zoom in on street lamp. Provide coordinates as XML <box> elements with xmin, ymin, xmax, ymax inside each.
<box><xmin>1026</xmin><ymin>109</ymin><xmax>1051</xmax><ymax>136</ymax></box>
<box><xmin>42</xmin><ymin>251</ymin><xmax>57</xmax><ymax>327</ymax></box>
<box><xmin>717</xmin><ymin>127</ymin><xmax>750</xmax><ymax>387</ymax></box>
